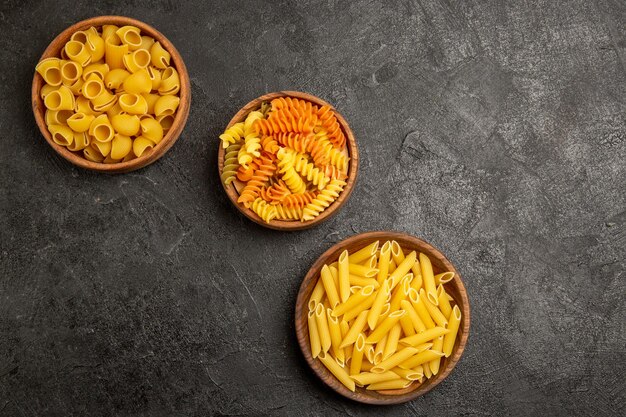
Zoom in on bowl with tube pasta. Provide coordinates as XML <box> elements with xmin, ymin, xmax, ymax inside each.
<box><xmin>32</xmin><ymin>15</ymin><xmax>190</xmax><ymax>173</ymax></box>
<box><xmin>294</xmin><ymin>231</ymin><xmax>470</xmax><ymax>404</ymax></box>
<box><xmin>216</xmin><ymin>91</ymin><xmax>358</xmax><ymax>231</ymax></box>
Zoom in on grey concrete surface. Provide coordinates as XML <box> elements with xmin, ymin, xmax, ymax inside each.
<box><xmin>1</xmin><ymin>0</ymin><xmax>625</xmax><ymax>415</ymax></box>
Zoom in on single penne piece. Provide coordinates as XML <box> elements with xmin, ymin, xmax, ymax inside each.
<box><xmin>318</xmin><ymin>352</ymin><xmax>356</xmax><ymax>392</ymax></box>
<box><xmin>348</xmin><ymin>263</ymin><xmax>379</xmax><ymax>278</ymax></box>
<box><xmin>398</xmin><ymin>350</ymin><xmax>445</xmax><ymax>370</ymax></box>
<box><xmin>387</xmin><ymin>251</ymin><xmax>417</xmax><ymax>290</ymax></box>
<box><xmin>420</xmin><ymin>288</ymin><xmax>448</xmax><ymax>328</ymax></box>
<box><xmin>399</xmin><ymin>314</ymin><xmax>416</xmax><ymax>337</ymax></box>
<box><xmin>349</xmin><ymin>275</ymin><xmax>380</xmax><ymax>288</ymax></box>
<box><xmin>419</xmin><ymin>253</ymin><xmax>438</xmax><ymax>305</ymax></box>
<box><xmin>391</xmin><ymin>367</ymin><xmax>423</xmax><ymax>381</ymax></box>
<box><xmin>308</xmin><ymin>278</ymin><xmax>325</xmax><ymax>311</ymax></box>
<box><xmin>348</xmin><ymin>241</ymin><xmax>379</xmax><ymax>264</ymax></box>
<box><xmin>327</xmin><ymin>309</ymin><xmax>345</xmax><ymax>366</ymax></box>
<box><xmin>343</xmin><ymin>293</ymin><xmax>376</xmax><ymax>322</ymax></box>
<box><xmin>388</xmin><ymin>258</ymin><xmax>397</xmax><ymax>274</ymax></box>
<box><xmin>376</xmin><ymin>241</ymin><xmax>392</xmax><ymax>283</ymax></box>
<box><xmin>423</xmin><ymin>362</ymin><xmax>433</xmax><ymax>379</ymax></box>
<box><xmin>373</xmin><ymin>334</ymin><xmax>387</xmax><ymax>364</ymax></box>
<box><xmin>430</xmin><ymin>335</ymin><xmax>444</xmax><ymax>375</ymax></box>
<box><xmin>365</xmin><ymin>345</ymin><xmax>376</xmax><ymax>363</ymax></box>
<box><xmin>365</xmin><ymin>310</ymin><xmax>406</xmax><ymax>344</ymax></box>
<box><xmin>389</xmin><ymin>274</ymin><xmax>412</xmax><ymax>312</ymax></box>
<box><xmin>400</xmin><ymin>327</ymin><xmax>449</xmax><ymax>347</ymax></box>
<box><xmin>350</xmin><ymin>286</ymin><xmax>362</xmax><ymax>294</ymax></box>
<box><xmin>315</xmin><ymin>304</ymin><xmax>332</xmax><ymax>353</ymax></box>
<box><xmin>371</xmin><ymin>347</ymin><xmax>418</xmax><ymax>373</ymax></box>
<box><xmin>390</xmin><ymin>240</ymin><xmax>405</xmax><ymax>265</ymax></box>
<box><xmin>340</xmin><ymin>321</ymin><xmax>352</xmax><ymax>363</ymax></box>
<box><xmin>434</xmin><ymin>271</ymin><xmax>455</xmax><ymax>286</ymax></box>
<box><xmin>400</xmin><ymin>300</ymin><xmax>426</xmax><ymax>333</ymax></box>
<box><xmin>411</xmin><ymin>261</ymin><xmax>423</xmax><ymax>291</ymax></box>
<box><xmin>437</xmin><ymin>285</ymin><xmax>453</xmax><ymax>319</ymax></box>
<box><xmin>378</xmin><ymin>303</ymin><xmax>391</xmax><ymax>323</ymax></box>
<box><xmin>383</xmin><ymin>323</ymin><xmax>402</xmax><ymax>361</ymax></box>
<box><xmin>320</xmin><ymin>264</ymin><xmax>340</xmax><ymax>308</ymax></box>
<box><xmin>360</xmin><ymin>361</ymin><xmax>374</xmax><ymax>372</ymax></box>
<box><xmin>413</xmin><ymin>343</ymin><xmax>434</xmax><ymax>353</ymax></box>
<box><xmin>349</xmin><ymin>333</ymin><xmax>366</xmax><ymax>376</ymax></box>
<box><xmin>443</xmin><ymin>305</ymin><xmax>462</xmax><ymax>357</ymax></box>
<box><xmin>329</xmin><ymin>265</ymin><xmax>339</xmax><ymax>290</ymax></box>
<box><xmin>338</xmin><ymin>250</ymin><xmax>351</xmax><ymax>303</ymax></box>
<box><xmin>363</xmin><ymin>255</ymin><xmax>377</xmax><ymax>268</ymax></box>
<box><xmin>340</xmin><ymin>309</ymin><xmax>370</xmax><ymax>348</ymax></box>
<box><xmin>333</xmin><ymin>285</ymin><xmax>375</xmax><ymax>317</ymax></box>
<box><xmin>366</xmin><ymin>378</ymin><xmax>412</xmax><ymax>391</ymax></box>
<box><xmin>408</xmin><ymin>288</ymin><xmax>435</xmax><ymax>329</ymax></box>
<box><xmin>367</xmin><ymin>279</ymin><xmax>390</xmax><ymax>330</ymax></box>
<box><xmin>351</xmin><ymin>371</ymin><xmax>399</xmax><ymax>386</ymax></box>
<box><xmin>308</xmin><ymin>308</ymin><xmax>321</xmax><ymax>358</ymax></box>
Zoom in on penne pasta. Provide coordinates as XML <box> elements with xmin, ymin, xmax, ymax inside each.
<box><xmin>320</xmin><ymin>264</ymin><xmax>340</xmax><ymax>308</ymax></box>
<box><xmin>365</xmin><ymin>310</ymin><xmax>406</xmax><ymax>344</ymax></box>
<box><xmin>391</xmin><ymin>367</ymin><xmax>423</xmax><ymax>381</ymax></box>
<box><xmin>348</xmin><ymin>263</ymin><xmax>379</xmax><ymax>278</ymax></box>
<box><xmin>343</xmin><ymin>293</ymin><xmax>376</xmax><ymax>322</ymax></box>
<box><xmin>400</xmin><ymin>299</ymin><xmax>426</xmax><ymax>333</ymax></box>
<box><xmin>377</xmin><ymin>241</ymin><xmax>391</xmax><ymax>284</ymax></box>
<box><xmin>399</xmin><ymin>327</ymin><xmax>449</xmax><ymax>347</ymax></box>
<box><xmin>387</xmin><ymin>251</ymin><xmax>416</xmax><ymax>290</ymax></box>
<box><xmin>389</xmin><ymin>274</ymin><xmax>412</xmax><ymax>312</ymax></box>
<box><xmin>419</xmin><ymin>252</ymin><xmax>438</xmax><ymax>305</ymax></box>
<box><xmin>437</xmin><ymin>284</ymin><xmax>453</xmax><ymax>319</ymax></box>
<box><xmin>373</xmin><ymin>334</ymin><xmax>387</xmax><ymax>364</ymax></box>
<box><xmin>327</xmin><ymin>309</ymin><xmax>345</xmax><ymax>366</ymax></box>
<box><xmin>419</xmin><ymin>288</ymin><xmax>448</xmax><ymax>328</ymax></box>
<box><xmin>430</xmin><ymin>335</ymin><xmax>444</xmax><ymax>375</ymax></box>
<box><xmin>367</xmin><ymin>279</ymin><xmax>390</xmax><ymax>330</ymax></box>
<box><xmin>408</xmin><ymin>288</ymin><xmax>435</xmax><ymax>329</ymax></box>
<box><xmin>351</xmin><ymin>371</ymin><xmax>399</xmax><ymax>386</ymax></box>
<box><xmin>340</xmin><ymin>309</ymin><xmax>369</xmax><ymax>348</ymax></box>
<box><xmin>348</xmin><ymin>241</ymin><xmax>379</xmax><ymax>264</ymax></box>
<box><xmin>340</xmin><ymin>321</ymin><xmax>352</xmax><ymax>363</ymax></box>
<box><xmin>371</xmin><ymin>347</ymin><xmax>418</xmax><ymax>374</ymax></box>
<box><xmin>443</xmin><ymin>305</ymin><xmax>462</xmax><ymax>357</ymax></box>
<box><xmin>382</xmin><ymin>323</ymin><xmax>402</xmax><ymax>361</ymax></box>
<box><xmin>398</xmin><ymin>350</ymin><xmax>445</xmax><ymax>370</ymax></box>
<box><xmin>333</xmin><ymin>285</ymin><xmax>375</xmax><ymax>317</ymax></box>
<box><xmin>435</xmin><ymin>271</ymin><xmax>455</xmax><ymax>286</ymax></box>
<box><xmin>308</xmin><ymin>309</ymin><xmax>321</xmax><ymax>358</ymax></box>
<box><xmin>319</xmin><ymin>352</ymin><xmax>356</xmax><ymax>392</ymax></box>
<box><xmin>349</xmin><ymin>275</ymin><xmax>380</xmax><ymax>288</ymax></box>
<box><xmin>366</xmin><ymin>379</ymin><xmax>412</xmax><ymax>391</ymax></box>
<box><xmin>349</xmin><ymin>333</ymin><xmax>366</xmax><ymax>376</ymax></box>
<box><xmin>314</xmin><ymin>303</ymin><xmax>332</xmax><ymax>353</ymax></box>
<box><xmin>338</xmin><ymin>250</ymin><xmax>350</xmax><ymax>303</ymax></box>
<box><xmin>309</xmin><ymin>277</ymin><xmax>325</xmax><ymax>311</ymax></box>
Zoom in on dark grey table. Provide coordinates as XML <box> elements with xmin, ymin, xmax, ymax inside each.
<box><xmin>1</xmin><ymin>1</ymin><xmax>625</xmax><ymax>416</ymax></box>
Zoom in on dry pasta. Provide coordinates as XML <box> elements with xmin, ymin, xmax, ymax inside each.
<box><xmin>36</xmin><ymin>24</ymin><xmax>181</xmax><ymax>163</ymax></box>
<box><xmin>219</xmin><ymin>96</ymin><xmax>350</xmax><ymax>223</ymax></box>
<box><xmin>307</xmin><ymin>240</ymin><xmax>462</xmax><ymax>393</ymax></box>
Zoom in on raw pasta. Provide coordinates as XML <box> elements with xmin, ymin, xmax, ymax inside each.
<box><xmin>219</xmin><ymin>96</ymin><xmax>350</xmax><ymax>223</ymax></box>
<box><xmin>307</xmin><ymin>240</ymin><xmax>462</xmax><ymax>393</ymax></box>
<box><xmin>36</xmin><ymin>24</ymin><xmax>181</xmax><ymax>163</ymax></box>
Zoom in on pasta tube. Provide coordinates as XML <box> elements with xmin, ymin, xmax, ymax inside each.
<box><xmin>443</xmin><ymin>305</ymin><xmax>462</xmax><ymax>357</ymax></box>
<box><xmin>382</xmin><ymin>323</ymin><xmax>402</xmax><ymax>361</ymax></box>
<box><xmin>377</xmin><ymin>240</ymin><xmax>392</xmax><ymax>284</ymax></box>
<box><xmin>366</xmin><ymin>379</ymin><xmax>412</xmax><ymax>391</ymax></box>
<box><xmin>343</xmin><ymin>293</ymin><xmax>376</xmax><ymax>322</ymax></box>
<box><xmin>435</xmin><ymin>272</ymin><xmax>455</xmax><ymax>286</ymax></box>
<box><xmin>391</xmin><ymin>367</ymin><xmax>423</xmax><ymax>381</ymax></box>
<box><xmin>399</xmin><ymin>327</ymin><xmax>449</xmax><ymax>347</ymax></box>
<box><xmin>398</xmin><ymin>350</ymin><xmax>445</xmax><ymax>370</ymax></box>
<box><xmin>308</xmin><ymin>308</ymin><xmax>321</xmax><ymax>358</ymax></box>
<box><xmin>400</xmin><ymin>300</ymin><xmax>426</xmax><ymax>333</ymax></box>
<box><xmin>348</xmin><ymin>263</ymin><xmax>378</xmax><ymax>278</ymax></box>
<box><xmin>430</xmin><ymin>335</ymin><xmax>444</xmax><ymax>375</ymax></box>
<box><xmin>332</xmin><ymin>285</ymin><xmax>375</xmax><ymax>317</ymax></box>
<box><xmin>351</xmin><ymin>371</ymin><xmax>399</xmax><ymax>386</ymax></box>
<box><xmin>318</xmin><ymin>352</ymin><xmax>355</xmax><ymax>392</ymax></box>
<box><xmin>408</xmin><ymin>288</ymin><xmax>435</xmax><ymax>329</ymax></box>
<box><xmin>320</xmin><ymin>264</ymin><xmax>340</xmax><ymax>308</ymax></box>
<box><xmin>419</xmin><ymin>252</ymin><xmax>438</xmax><ymax>305</ymax></box>
<box><xmin>373</xmin><ymin>335</ymin><xmax>387</xmax><ymax>364</ymax></box>
<box><xmin>340</xmin><ymin>309</ymin><xmax>369</xmax><ymax>348</ymax></box>
<box><xmin>367</xmin><ymin>279</ymin><xmax>390</xmax><ymax>330</ymax></box>
<box><xmin>314</xmin><ymin>303</ymin><xmax>332</xmax><ymax>353</ymax></box>
<box><xmin>308</xmin><ymin>278</ymin><xmax>325</xmax><ymax>311</ymax></box>
<box><xmin>419</xmin><ymin>288</ymin><xmax>448</xmax><ymax>328</ymax></box>
<box><xmin>437</xmin><ymin>285</ymin><xmax>453</xmax><ymax>319</ymax></box>
<box><xmin>387</xmin><ymin>251</ymin><xmax>416</xmax><ymax>290</ymax></box>
<box><xmin>327</xmin><ymin>309</ymin><xmax>345</xmax><ymax>366</ymax></box>
<box><xmin>349</xmin><ymin>275</ymin><xmax>379</xmax><ymax>288</ymax></box>
<box><xmin>389</xmin><ymin>274</ymin><xmax>412</xmax><ymax>312</ymax></box>
<box><xmin>371</xmin><ymin>347</ymin><xmax>418</xmax><ymax>374</ymax></box>
<box><xmin>365</xmin><ymin>310</ymin><xmax>406</xmax><ymax>344</ymax></box>
<box><xmin>349</xmin><ymin>333</ymin><xmax>366</xmax><ymax>376</ymax></box>
<box><xmin>338</xmin><ymin>250</ymin><xmax>350</xmax><ymax>303</ymax></box>
<box><xmin>348</xmin><ymin>241</ymin><xmax>379</xmax><ymax>264</ymax></box>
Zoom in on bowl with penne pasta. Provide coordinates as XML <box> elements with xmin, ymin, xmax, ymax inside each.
<box><xmin>295</xmin><ymin>231</ymin><xmax>470</xmax><ymax>404</ymax></box>
<box><xmin>217</xmin><ymin>91</ymin><xmax>358</xmax><ymax>230</ymax></box>
<box><xmin>32</xmin><ymin>16</ymin><xmax>190</xmax><ymax>173</ymax></box>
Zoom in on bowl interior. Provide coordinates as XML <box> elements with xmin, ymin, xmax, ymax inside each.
<box><xmin>217</xmin><ymin>91</ymin><xmax>359</xmax><ymax>231</ymax></box>
<box><xmin>295</xmin><ymin>231</ymin><xmax>470</xmax><ymax>404</ymax></box>
<box><xmin>32</xmin><ymin>15</ymin><xmax>190</xmax><ymax>173</ymax></box>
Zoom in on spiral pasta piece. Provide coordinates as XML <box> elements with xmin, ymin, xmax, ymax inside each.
<box><xmin>274</xmin><ymin>132</ymin><xmax>312</xmax><ymax>154</ymax></box>
<box><xmin>274</xmin><ymin>204</ymin><xmax>304</xmax><ymax>221</ymax></box>
<box><xmin>261</xmin><ymin>135</ymin><xmax>280</xmax><ymax>154</ymax></box>
<box><xmin>277</xmin><ymin>148</ymin><xmax>307</xmax><ymax>194</ymax></box>
<box><xmin>219</xmin><ymin>122</ymin><xmax>244</xmax><ymax>148</ymax></box>
<box><xmin>238</xmin><ymin>153</ymin><xmax>276</xmax><ymax>208</ymax></box>
<box><xmin>251</xmin><ymin>198</ymin><xmax>278</xmax><ymax>224</ymax></box>
<box><xmin>282</xmin><ymin>191</ymin><xmax>317</xmax><ymax>208</ymax></box>
<box><xmin>266</xmin><ymin>180</ymin><xmax>291</xmax><ymax>203</ymax></box>
<box><xmin>221</xmin><ymin>143</ymin><xmax>242</xmax><ymax>186</ymax></box>
<box><xmin>317</xmin><ymin>105</ymin><xmax>346</xmax><ymax>148</ymax></box>
<box><xmin>236</xmin><ymin>162</ymin><xmax>257</xmax><ymax>182</ymax></box>
<box><xmin>292</xmin><ymin>152</ymin><xmax>330</xmax><ymax>190</ymax></box>
<box><xmin>302</xmin><ymin>179</ymin><xmax>346</xmax><ymax>221</ymax></box>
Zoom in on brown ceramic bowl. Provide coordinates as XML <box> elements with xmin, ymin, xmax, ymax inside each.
<box><xmin>217</xmin><ymin>91</ymin><xmax>358</xmax><ymax>231</ymax></box>
<box><xmin>31</xmin><ymin>15</ymin><xmax>191</xmax><ymax>173</ymax></box>
<box><xmin>295</xmin><ymin>231</ymin><xmax>470</xmax><ymax>404</ymax></box>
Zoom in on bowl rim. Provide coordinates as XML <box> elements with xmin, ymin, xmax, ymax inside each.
<box><xmin>217</xmin><ymin>91</ymin><xmax>359</xmax><ymax>231</ymax></box>
<box><xmin>294</xmin><ymin>231</ymin><xmax>471</xmax><ymax>404</ymax></box>
<box><xmin>31</xmin><ymin>15</ymin><xmax>191</xmax><ymax>173</ymax></box>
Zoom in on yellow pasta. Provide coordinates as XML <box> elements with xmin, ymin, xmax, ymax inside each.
<box><xmin>64</xmin><ymin>40</ymin><xmax>91</xmax><ymax>66</ymax></box>
<box><xmin>399</xmin><ymin>327</ymin><xmax>449</xmax><ymax>347</ymax></box>
<box><xmin>377</xmin><ymin>241</ymin><xmax>391</xmax><ymax>284</ymax></box>
<box><xmin>48</xmin><ymin>124</ymin><xmax>74</xmax><ymax>146</ymax></box>
<box><xmin>320</xmin><ymin>264</ymin><xmax>340</xmax><ymax>308</ymax></box>
<box><xmin>139</xmin><ymin>117</ymin><xmax>164</xmax><ymax>143</ymax></box>
<box><xmin>116</xmin><ymin>26</ymin><xmax>142</xmax><ymax>50</ymax></box>
<box><xmin>367</xmin><ymin>279</ymin><xmax>390</xmax><ymax>330</ymax></box>
<box><xmin>44</xmin><ymin>85</ymin><xmax>75</xmax><ymax>111</ymax></box>
<box><xmin>365</xmin><ymin>310</ymin><xmax>405</xmax><ymax>343</ymax></box>
<box><xmin>391</xmin><ymin>367</ymin><xmax>423</xmax><ymax>381</ymax></box>
<box><xmin>420</xmin><ymin>252</ymin><xmax>438</xmax><ymax>305</ymax></box>
<box><xmin>435</xmin><ymin>271</ymin><xmax>455</xmax><ymax>286</ymax></box>
<box><xmin>123</xmin><ymin>48</ymin><xmax>151</xmax><ymax>73</ymax></box>
<box><xmin>133</xmin><ymin>136</ymin><xmax>154</xmax><ymax>157</ymax></box>
<box><xmin>366</xmin><ymin>379</ymin><xmax>412</xmax><ymax>391</ymax></box>
<box><xmin>67</xmin><ymin>132</ymin><xmax>89</xmax><ymax>152</ymax></box>
<box><xmin>443</xmin><ymin>305</ymin><xmax>461</xmax><ymax>357</ymax></box>
<box><xmin>373</xmin><ymin>335</ymin><xmax>387</xmax><ymax>364</ymax></box>
<box><xmin>105</xmin><ymin>36</ymin><xmax>129</xmax><ymax>69</ymax></box>
<box><xmin>85</xmin><ymin>27</ymin><xmax>105</xmax><ymax>61</ymax></box>
<box><xmin>338</xmin><ymin>250</ymin><xmax>350</xmax><ymax>303</ymax></box>
<box><xmin>387</xmin><ymin>251</ymin><xmax>416</xmax><ymax>290</ymax></box>
<box><xmin>92</xmin><ymin>139</ymin><xmax>112</xmax><ymax>157</ymax></box>
<box><xmin>88</xmin><ymin>114</ymin><xmax>114</xmax><ymax>143</ymax></box>
<box><xmin>382</xmin><ymin>323</ymin><xmax>402</xmax><ymax>361</ymax></box>
<box><xmin>110</xmin><ymin>114</ymin><xmax>140</xmax><ymax>136</ymax></box>
<box><xmin>349</xmin><ymin>333</ymin><xmax>366</xmax><ymax>376</ymax></box>
<box><xmin>351</xmin><ymin>371</ymin><xmax>399</xmax><ymax>386</ymax></box>
<box><xmin>343</xmin><ymin>293</ymin><xmax>376</xmax><ymax>322</ymax></box>
<box><xmin>308</xmin><ymin>309</ymin><xmax>321</xmax><ymax>359</ymax></box>
<box><xmin>318</xmin><ymin>352</ymin><xmax>355</xmax><ymax>392</ymax></box>
<box><xmin>150</xmin><ymin>41</ymin><xmax>171</xmax><ymax>69</ymax></box>
<box><xmin>118</xmin><ymin>93</ymin><xmax>148</xmax><ymax>114</ymax></box>
<box><xmin>400</xmin><ymin>299</ymin><xmax>426</xmax><ymax>333</ymax></box>
<box><xmin>419</xmin><ymin>288</ymin><xmax>448</xmax><ymax>328</ymax></box>
<box><xmin>122</xmin><ymin>68</ymin><xmax>152</xmax><ymax>94</ymax></box>
<box><xmin>327</xmin><ymin>309</ymin><xmax>345</xmax><ymax>366</ymax></box>
<box><xmin>154</xmin><ymin>95</ymin><xmax>180</xmax><ymax>119</ymax></box>
<box><xmin>389</xmin><ymin>274</ymin><xmax>412</xmax><ymax>311</ymax></box>
<box><xmin>340</xmin><ymin>309</ymin><xmax>369</xmax><ymax>348</ymax></box>
<box><xmin>437</xmin><ymin>285</ymin><xmax>453</xmax><ymax>319</ymax></box>
<box><xmin>60</xmin><ymin>60</ymin><xmax>82</xmax><ymax>85</ymax></box>
<box><xmin>348</xmin><ymin>263</ymin><xmax>378</xmax><ymax>278</ymax></box>
<box><xmin>371</xmin><ymin>346</ymin><xmax>418</xmax><ymax>373</ymax></box>
<box><xmin>348</xmin><ymin>241</ymin><xmax>379</xmax><ymax>264</ymax></box>
<box><xmin>349</xmin><ymin>275</ymin><xmax>379</xmax><ymax>289</ymax></box>
<box><xmin>82</xmin><ymin>63</ymin><xmax>110</xmax><ymax>80</ymax></box>
<box><xmin>430</xmin><ymin>335</ymin><xmax>444</xmax><ymax>375</ymax></box>
<box><xmin>66</xmin><ymin>113</ymin><xmax>94</xmax><ymax>132</ymax></box>
<box><xmin>398</xmin><ymin>350</ymin><xmax>444</xmax><ymax>370</ymax></box>
<box><xmin>36</xmin><ymin>58</ymin><xmax>63</xmax><ymax>86</ymax></box>
<box><xmin>408</xmin><ymin>288</ymin><xmax>436</xmax><ymax>329</ymax></box>
<box><xmin>103</xmin><ymin>68</ymin><xmax>130</xmax><ymax>89</ymax></box>
<box><xmin>45</xmin><ymin>109</ymin><xmax>73</xmax><ymax>126</ymax></box>
<box><xmin>158</xmin><ymin>67</ymin><xmax>180</xmax><ymax>95</ymax></box>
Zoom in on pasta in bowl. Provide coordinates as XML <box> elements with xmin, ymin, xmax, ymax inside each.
<box><xmin>32</xmin><ymin>16</ymin><xmax>190</xmax><ymax>173</ymax></box>
<box><xmin>217</xmin><ymin>91</ymin><xmax>358</xmax><ymax>231</ymax></box>
<box><xmin>295</xmin><ymin>231</ymin><xmax>470</xmax><ymax>404</ymax></box>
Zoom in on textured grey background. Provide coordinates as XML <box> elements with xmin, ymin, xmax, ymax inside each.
<box><xmin>1</xmin><ymin>0</ymin><xmax>625</xmax><ymax>416</ymax></box>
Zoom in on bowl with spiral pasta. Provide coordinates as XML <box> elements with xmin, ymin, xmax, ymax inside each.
<box><xmin>294</xmin><ymin>231</ymin><xmax>470</xmax><ymax>404</ymax></box>
<box><xmin>32</xmin><ymin>16</ymin><xmax>190</xmax><ymax>173</ymax></box>
<box><xmin>217</xmin><ymin>91</ymin><xmax>359</xmax><ymax>230</ymax></box>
